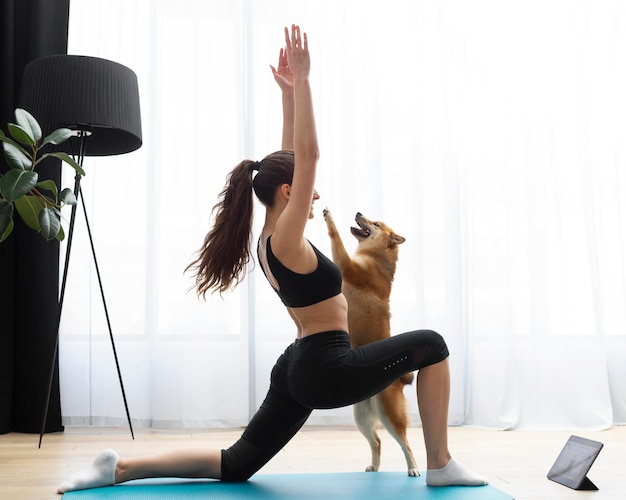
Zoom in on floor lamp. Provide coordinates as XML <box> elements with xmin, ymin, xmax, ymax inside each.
<box><xmin>18</xmin><ymin>55</ymin><xmax>143</xmax><ymax>447</ymax></box>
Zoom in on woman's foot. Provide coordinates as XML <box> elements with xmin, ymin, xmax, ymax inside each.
<box><xmin>57</xmin><ymin>449</ymin><xmax>118</xmax><ymax>493</ymax></box>
<box><xmin>426</xmin><ymin>458</ymin><xmax>487</xmax><ymax>487</ymax></box>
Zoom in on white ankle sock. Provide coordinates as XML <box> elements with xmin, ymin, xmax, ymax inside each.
<box><xmin>426</xmin><ymin>458</ymin><xmax>487</xmax><ymax>487</ymax></box>
<box><xmin>57</xmin><ymin>449</ymin><xmax>119</xmax><ymax>493</ymax></box>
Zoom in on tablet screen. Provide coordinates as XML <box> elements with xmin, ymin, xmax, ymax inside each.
<box><xmin>547</xmin><ymin>435</ymin><xmax>603</xmax><ymax>489</ymax></box>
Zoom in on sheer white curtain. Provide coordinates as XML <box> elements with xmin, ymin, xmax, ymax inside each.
<box><xmin>59</xmin><ymin>0</ymin><xmax>626</xmax><ymax>430</ymax></box>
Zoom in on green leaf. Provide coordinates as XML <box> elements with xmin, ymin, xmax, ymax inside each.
<box><xmin>39</xmin><ymin>206</ymin><xmax>61</xmax><ymax>240</ymax></box>
<box><xmin>37</xmin><ymin>179</ymin><xmax>59</xmax><ymax>198</ymax></box>
<box><xmin>0</xmin><ymin>199</ymin><xmax>13</xmax><ymax>219</ymax></box>
<box><xmin>0</xmin><ymin>169</ymin><xmax>38</xmax><ymax>201</ymax></box>
<box><xmin>42</xmin><ymin>128</ymin><xmax>73</xmax><ymax>147</ymax></box>
<box><xmin>56</xmin><ymin>224</ymin><xmax>65</xmax><ymax>241</ymax></box>
<box><xmin>0</xmin><ymin>218</ymin><xmax>14</xmax><ymax>242</ymax></box>
<box><xmin>37</xmin><ymin>152</ymin><xmax>86</xmax><ymax>176</ymax></box>
<box><xmin>15</xmin><ymin>108</ymin><xmax>42</xmax><ymax>142</ymax></box>
<box><xmin>14</xmin><ymin>195</ymin><xmax>44</xmax><ymax>231</ymax></box>
<box><xmin>2</xmin><ymin>142</ymin><xmax>32</xmax><ymax>170</ymax></box>
<box><xmin>0</xmin><ymin>131</ymin><xmax>32</xmax><ymax>158</ymax></box>
<box><xmin>0</xmin><ymin>200</ymin><xmax>14</xmax><ymax>242</ymax></box>
<box><xmin>59</xmin><ymin>187</ymin><xmax>77</xmax><ymax>205</ymax></box>
<box><xmin>8</xmin><ymin>123</ymin><xmax>35</xmax><ymax>146</ymax></box>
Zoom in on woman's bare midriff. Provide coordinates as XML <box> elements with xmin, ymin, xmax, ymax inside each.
<box><xmin>287</xmin><ymin>293</ymin><xmax>349</xmax><ymax>338</ymax></box>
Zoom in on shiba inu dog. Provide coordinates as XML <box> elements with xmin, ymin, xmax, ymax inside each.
<box><xmin>323</xmin><ymin>209</ymin><xmax>418</xmax><ymax>476</ymax></box>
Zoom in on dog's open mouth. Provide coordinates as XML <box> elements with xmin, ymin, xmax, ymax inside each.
<box><xmin>350</xmin><ymin>217</ymin><xmax>371</xmax><ymax>239</ymax></box>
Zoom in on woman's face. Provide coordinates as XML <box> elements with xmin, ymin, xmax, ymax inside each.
<box><xmin>308</xmin><ymin>189</ymin><xmax>320</xmax><ymax>219</ymax></box>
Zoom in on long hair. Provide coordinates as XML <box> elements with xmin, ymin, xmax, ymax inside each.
<box><xmin>186</xmin><ymin>150</ymin><xmax>295</xmax><ymax>298</ymax></box>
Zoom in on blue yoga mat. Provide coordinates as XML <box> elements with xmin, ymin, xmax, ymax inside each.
<box><xmin>62</xmin><ymin>472</ymin><xmax>513</xmax><ymax>499</ymax></box>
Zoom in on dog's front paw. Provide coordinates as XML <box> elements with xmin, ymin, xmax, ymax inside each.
<box><xmin>365</xmin><ymin>465</ymin><xmax>379</xmax><ymax>472</ymax></box>
<box><xmin>323</xmin><ymin>207</ymin><xmax>332</xmax><ymax>222</ymax></box>
<box><xmin>408</xmin><ymin>467</ymin><xmax>421</xmax><ymax>477</ymax></box>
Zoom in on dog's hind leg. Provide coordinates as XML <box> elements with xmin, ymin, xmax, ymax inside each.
<box><xmin>353</xmin><ymin>399</ymin><xmax>382</xmax><ymax>472</ymax></box>
<box><xmin>375</xmin><ymin>384</ymin><xmax>420</xmax><ymax>477</ymax></box>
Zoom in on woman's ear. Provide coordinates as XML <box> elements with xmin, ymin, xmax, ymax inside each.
<box><xmin>279</xmin><ymin>183</ymin><xmax>291</xmax><ymax>200</ymax></box>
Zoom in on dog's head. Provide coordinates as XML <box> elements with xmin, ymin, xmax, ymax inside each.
<box><xmin>350</xmin><ymin>212</ymin><xmax>405</xmax><ymax>251</ymax></box>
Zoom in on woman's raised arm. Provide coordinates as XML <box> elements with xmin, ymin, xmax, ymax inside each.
<box><xmin>273</xmin><ymin>25</ymin><xmax>319</xmax><ymax>255</ymax></box>
<box><xmin>271</xmin><ymin>46</ymin><xmax>295</xmax><ymax>151</ymax></box>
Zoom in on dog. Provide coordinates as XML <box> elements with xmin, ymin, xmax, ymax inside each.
<box><xmin>323</xmin><ymin>208</ymin><xmax>418</xmax><ymax>477</ymax></box>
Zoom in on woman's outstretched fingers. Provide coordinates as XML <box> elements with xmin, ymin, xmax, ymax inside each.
<box><xmin>293</xmin><ymin>24</ymin><xmax>300</xmax><ymax>47</ymax></box>
<box><xmin>284</xmin><ymin>26</ymin><xmax>291</xmax><ymax>48</ymax></box>
<box><xmin>283</xmin><ymin>24</ymin><xmax>307</xmax><ymax>53</ymax></box>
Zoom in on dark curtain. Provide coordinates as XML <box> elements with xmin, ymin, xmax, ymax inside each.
<box><xmin>0</xmin><ymin>0</ymin><xmax>70</xmax><ymax>434</ymax></box>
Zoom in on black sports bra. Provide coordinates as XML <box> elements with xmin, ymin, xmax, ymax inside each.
<box><xmin>258</xmin><ymin>236</ymin><xmax>342</xmax><ymax>308</ymax></box>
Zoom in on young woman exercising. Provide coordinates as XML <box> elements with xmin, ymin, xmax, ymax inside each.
<box><xmin>58</xmin><ymin>25</ymin><xmax>486</xmax><ymax>493</ymax></box>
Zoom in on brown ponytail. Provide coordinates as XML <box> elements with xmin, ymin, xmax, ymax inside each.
<box><xmin>186</xmin><ymin>150</ymin><xmax>295</xmax><ymax>298</ymax></box>
<box><xmin>186</xmin><ymin>159</ymin><xmax>256</xmax><ymax>297</ymax></box>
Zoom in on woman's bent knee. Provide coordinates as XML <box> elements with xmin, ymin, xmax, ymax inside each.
<box><xmin>419</xmin><ymin>329</ymin><xmax>449</xmax><ymax>366</ymax></box>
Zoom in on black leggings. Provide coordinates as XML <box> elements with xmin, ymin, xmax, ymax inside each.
<box><xmin>221</xmin><ymin>329</ymin><xmax>449</xmax><ymax>481</ymax></box>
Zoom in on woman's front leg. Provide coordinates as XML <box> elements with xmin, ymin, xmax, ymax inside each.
<box><xmin>417</xmin><ymin>358</ymin><xmax>488</xmax><ymax>487</ymax></box>
<box><xmin>416</xmin><ymin>358</ymin><xmax>452</xmax><ymax>470</ymax></box>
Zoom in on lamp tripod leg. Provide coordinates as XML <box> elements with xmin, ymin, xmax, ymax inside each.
<box><xmin>39</xmin><ymin>172</ymin><xmax>134</xmax><ymax>447</ymax></box>
<box><xmin>39</xmin><ymin>173</ymin><xmax>81</xmax><ymax>448</ymax></box>
<box><xmin>78</xmin><ymin>187</ymin><xmax>135</xmax><ymax>440</ymax></box>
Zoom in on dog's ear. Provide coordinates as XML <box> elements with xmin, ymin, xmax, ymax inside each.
<box><xmin>391</xmin><ymin>233</ymin><xmax>406</xmax><ymax>245</ymax></box>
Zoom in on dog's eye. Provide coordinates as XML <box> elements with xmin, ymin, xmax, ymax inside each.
<box><xmin>373</xmin><ymin>222</ymin><xmax>380</xmax><ymax>227</ymax></box>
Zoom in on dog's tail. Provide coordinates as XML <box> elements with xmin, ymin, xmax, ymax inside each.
<box><xmin>399</xmin><ymin>372</ymin><xmax>414</xmax><ymax>385</ymax></box>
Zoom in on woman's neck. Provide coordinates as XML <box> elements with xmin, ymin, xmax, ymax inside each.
<box><xmin>262</xmin><ymin>209</ymin><xmax>280</xmax><ymax>239</ymax></box>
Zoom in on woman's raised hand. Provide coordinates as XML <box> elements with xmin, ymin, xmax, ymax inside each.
<box><xmin>270</xmin><ymin>47</ymin><xmax>293</xmax><ymax>92</ymax></box>
<box><xmin>283</xmin><ymin>25</ymin><xmax>309</xmax><ymax>79</ymax></box>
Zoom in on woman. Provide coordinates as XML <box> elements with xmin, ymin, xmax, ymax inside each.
<box><xmin>58</xmin><ymin>25</ymin><xmax>486</xmax><ymax>493</ymax></box>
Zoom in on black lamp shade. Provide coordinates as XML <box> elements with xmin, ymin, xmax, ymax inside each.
<box><xmin>19</xmin><ymin>55</ymin><xmax>142</xmax><ymax>156</ymax></box>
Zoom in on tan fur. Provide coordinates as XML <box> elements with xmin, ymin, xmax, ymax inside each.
<box><xmin>323</xmin><ymin>209</ymin><xmax>419</xmax><ymax>477</ymax></box>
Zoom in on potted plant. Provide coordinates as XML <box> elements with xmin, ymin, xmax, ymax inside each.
<box><xmin>0</xmin><ymin>108</ymin><xmax>85</xmax><ymax>242</ymax></box>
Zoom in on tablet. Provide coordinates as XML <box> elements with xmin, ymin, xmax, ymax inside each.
<box><xmin>547</xmin><ymin>435</ymin><xmax>603</xmax><ymax>490</ymax></box>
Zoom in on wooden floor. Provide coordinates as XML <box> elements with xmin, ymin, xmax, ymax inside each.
<box><xmin>0</xmin><ymin>425</ymin><xmax>624</xmax><ymax>499</ymax></box>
